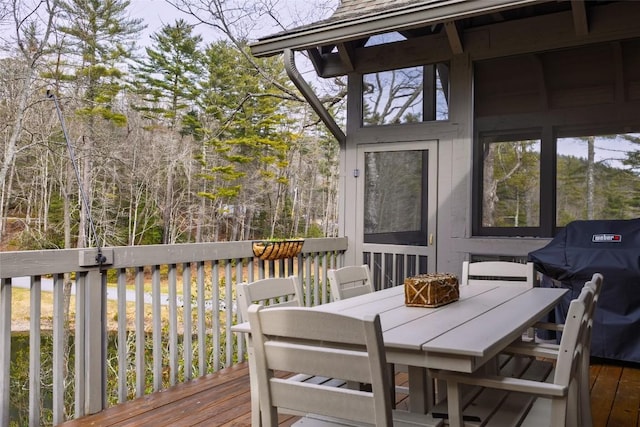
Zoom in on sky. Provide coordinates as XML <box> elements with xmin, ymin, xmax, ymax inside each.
<box><xmin>127</xmin><ymin>0</ymin><xmax>337</xmax><ymax>48</ymax></box>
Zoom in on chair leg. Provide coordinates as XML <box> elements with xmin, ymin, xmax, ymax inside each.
<box><xmin>247</xmin><ymin>345</ymin><xmax>262</xmax><ymax>427</ymax></box>
<box><xmin>580</xmin><ymin>355</ymin><xmax>593</xmax><ymax>427</ymax></box>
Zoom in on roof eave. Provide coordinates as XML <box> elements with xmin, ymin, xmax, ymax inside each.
<box><xmin>250</xmin><ymin>0</ymin><xmax>545</xmax><ymax>57</ymax></box>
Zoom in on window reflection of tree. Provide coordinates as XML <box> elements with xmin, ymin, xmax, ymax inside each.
<box><xmin>362</xmin><ymin>64</ymin><xmax>449</xmax><ymax>126</ymax></box>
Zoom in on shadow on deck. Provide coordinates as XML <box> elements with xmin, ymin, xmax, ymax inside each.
<box><xmin>60</xmin><ymin>359</ymin><xmax>640</xmax><ymax>427</ymax></box>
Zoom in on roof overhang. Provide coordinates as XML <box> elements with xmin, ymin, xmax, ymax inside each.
<box><xmin>250</xmin><ymin>0</ymin><xmax>546</xmax><ymax>57</ymax></box>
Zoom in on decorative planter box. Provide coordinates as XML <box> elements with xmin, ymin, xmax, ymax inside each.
<box><xmin>252</xmin><ymin>239</ymin><xmax>304</xmax><ymax>261</ymax></box>
<box><xmin>404</xmin><ymin>273</ymin><xmax>459</xmax><ymax>307</ymax></box>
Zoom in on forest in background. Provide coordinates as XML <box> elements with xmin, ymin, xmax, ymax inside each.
<box><xmin>0</xmin><ymin>0</ymin><xmax>343</xmax><ymax>251</ymax></box>
<box><xmin>3</xmin><ymin>1</ymin><xmax>640</xmax><ymax>253</ymax></box>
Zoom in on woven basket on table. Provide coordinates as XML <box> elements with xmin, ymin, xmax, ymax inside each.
<box><xmin>252</xmin><ymin>239</ymin><xmax>304</xmax><ymax>261</ymax></box>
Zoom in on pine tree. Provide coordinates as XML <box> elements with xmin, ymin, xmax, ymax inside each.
<box><xmin>57</xmin><ymin>0</ymin><xmax>144</xmax><ymax>247</ymax></box>
<box><xmin>197</xmin><ymin>40</ymin><xmax>297</xmax><ymax>239</ymax></box>
<box><xmin>131</xmin><ymin>19</ymin><xmax>203</xmax><ymax>243</ymax></box>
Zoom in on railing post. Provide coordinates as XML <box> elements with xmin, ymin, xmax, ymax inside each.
<box><xmin>84</xmin><ymin>269</ymin><xmax>106</xmax><ymax>414</ymax></box>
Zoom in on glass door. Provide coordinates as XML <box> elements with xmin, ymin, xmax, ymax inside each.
<box><xmin>356</xmin><ymin>141</ymin><xmax>438</xmax><ymax>286</ymax></box>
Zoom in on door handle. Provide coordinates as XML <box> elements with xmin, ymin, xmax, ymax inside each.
<box><xmin>429</xmin><ymin>233</ymin><xmax>434</xmax><ymax>245</ymax></box>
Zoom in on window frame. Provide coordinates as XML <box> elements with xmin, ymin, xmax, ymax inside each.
<box><xmin>474</xmin><ymin>124</ymin><xmax>640</xmax><ymax>237</ymax></box>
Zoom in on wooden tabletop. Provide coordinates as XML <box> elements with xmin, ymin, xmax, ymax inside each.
<box><xmin>313</xmin><ymin>283</ymin><xmax>567</xmax><ymax>372</ymax></box>
<box><xmin>234</xmin><ymin>283</ymin><xmax>566</xmax><ymax>372</ymax></box>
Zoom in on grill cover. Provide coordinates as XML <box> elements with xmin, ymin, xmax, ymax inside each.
<box><xmin>528</xmin><ymin>218</ymin><xmax>640</xmax><ymax>362</ymax></box>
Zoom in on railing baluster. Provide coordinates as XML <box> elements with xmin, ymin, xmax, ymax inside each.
<box><xmin>152</xmin><ymin>265</ymin><xmax>162</xmax><ymax>391</ymax></box>
<box><xmin>196</xmin><ymin>261</ymin><xmax>205</xmax><ymax>377</ymax></box>
<box><xmin>168</xmin><ymin>264</ymin><xmax>178</xmax><ymax>387</ymax></box>
<box><xmin>28</xmin><ymin>276</ymin><xmax>41</xmax><ymax>427</ymax></box>
<box><xmin>74</xmin><ymin>273</ymin><xmax>86</xmax><ymax>418</ymax></box>
<box><xmin>223</xmin><ymin>261</ymin><xmax>233</xmax><ymax>369</ymax></box>
<box><xmin>314</xmin><ymin>253</ymin><xmax>324</xmax><ymax>304</ymax></box>
<box><xmin>306</xmin><ymin>255</ymin><xmax>314</xmax><ymax>306</ymax></box>
<box><xmin>403</xmin><ymin>254</ymin><xmax>409</xmax><ymax>281</ymax></box>
<box><xmin>1</xmin><ymin>278</ymin><xmax>12</xmax><ymax>426</ymax></box>
<box><xmin>135</xmin><ymin>267</ymin><xmax>145</xmax><ymax>397</ymax></box>
<box><xmin>182</xmin><ymin>263</ymin><xmax>192</xmax><ymax>381</ymax></box>
<box><xmin>321</xmin><ymin>252</ymin><xmax>328</xmax><ymax>302</ymax></box>
<box><xmin>117</xmin><ymin>268</ymin><xmax>127</xmax><ymax>403</ymax></box>
<box><xmin>235</xmin><ymin>259</ymin><xmax>244</xmax><ymax>365</ymax></box>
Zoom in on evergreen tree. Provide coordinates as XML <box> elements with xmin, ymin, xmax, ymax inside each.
<box><xmin>57</xmin><ymin>0</ymin><xmax>143</xmax><ymax>247</ymax></box>
<box><xmin>197</xmin><ymin>40</ymin><xmax>297</xmax><ymax>239</ymax></box>
<box><xmin>132</xmin><ymin>19</ymin><xmax>202</xmax><ymax>129</ymax></box>
<box><xmin>131</xmin><ymin>19</ymin><xmax>203</xmax><ymax>243</ymax></box>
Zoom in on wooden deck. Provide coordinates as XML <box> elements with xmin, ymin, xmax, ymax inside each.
<box><xmin>60</xmin><ymin>359</ymin><xmax>640</xmax><ymax>427</ymax></box>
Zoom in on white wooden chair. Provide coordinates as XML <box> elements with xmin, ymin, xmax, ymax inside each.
<box><xmin>237</xmin><ymin>276</ymin><xmax>304</xmax><ymax>320</ymax></box>
<box><xmin>461</xmin><ymin>260</ymin><xmax>536</xmax><ymax>287</ymax></box>
<box><xmin>327</xmin><ymin>264</ymin><xmax>374</xmax><ymax>301</ymax></box>
<box><xmin>238</xmin><ymin>277</ymin><xmax>345</xmax><ymax>426</ymax></box>
<box><xmin>248</xmin><ymin>305</ymin><xmax>442</xmax><ymax>427</ymax></box>
<box><xmin>503</xmin><ymin>273</ymin><xmax>604</xmax><ymax>427</ymax></box>
<box><xmin>430</xmin><ymin>277</ymin><xmax>597</xmax><ymax>427</ymax></box>
<box><xmin>328</xmin><ymin>264</ymin><xmax>411</xmax><ymax>399</ymax></box>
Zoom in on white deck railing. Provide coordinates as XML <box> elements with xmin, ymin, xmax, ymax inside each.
<box><xmin>0</xmin><ymin>238</ymin><xmax>347</xmax><ymax>426</ymax></box>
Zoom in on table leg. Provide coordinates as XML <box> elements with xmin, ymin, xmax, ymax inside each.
<box><xmin>446</xmin><ymin>381</ymin><xmax>463</xmax><ymax>427</ymax></box>
<box><xmin>407</xmin><ymin>365</ymin><xmax>432</xmax><ymax>413</ymax></box>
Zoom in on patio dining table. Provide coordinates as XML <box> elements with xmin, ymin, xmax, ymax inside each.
<box><xmin>234</xmin><ymin>282</ymin><xmax>567</xmax><ymax>427</ymax></box>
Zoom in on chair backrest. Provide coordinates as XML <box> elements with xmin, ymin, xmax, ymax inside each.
<box><xmin>327</xmin><ymin>264</ymin><xmax>374</xmax><ymax>301</ymax></box>
<box><xmin>580</xmin><ymin>273</ymin><xmax>603</xmax><ymax>427</ymax></box>
<box><xmin>461</xmin><ymin>261</ymin><xmax>536</xmax><ymax>287</ymax></box>
<box><xmin>237</xmin><ymin>276</ymin><xmax>303</xmax><ymax>321</ymax></box>
<box><xmin>551</xmin><ymin>277</ymin><xmax>598</xmax><ymax>425</ymax></box>
<box><xmin>248</xmin><ymin>305</ymin><xmax>393</xmax><ymax>427</ymax></box>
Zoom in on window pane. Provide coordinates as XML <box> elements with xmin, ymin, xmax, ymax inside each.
<box><xmin>364</xmin><ymin>32</ymin><xmax>406</xmax><ymax>47</ymax></box>
<box><xmin>364</xmin><ymin>150</ymin><xmax>424</xmax><ymax>234</ymax></box>
<box><xmin>482</xmin><ymin>137</ymin><xmax>541</xmax><ymax>227</ymax></box>
<box><xmin>362</xmin><ymin>64</ymin><xmax>449</xmax><ymax>126</ymax></box>
<box><xmin>556</xmin><ymin>133</ymin><xmax>640</xmax><ymax>225</ymax></box>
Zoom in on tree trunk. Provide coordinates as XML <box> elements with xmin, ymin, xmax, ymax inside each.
<box><xmin>587</xmin><ymin>136</ymin><xmax>595</xmax><ymax>219</ymax></box>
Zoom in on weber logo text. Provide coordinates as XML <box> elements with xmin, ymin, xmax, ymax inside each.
<box><xmin>592</xmin><ymin>234</ymin><xmax>622</xmax><ymax>242</ymax></box>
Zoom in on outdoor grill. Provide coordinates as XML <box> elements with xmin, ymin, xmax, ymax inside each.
<box><xmin>529</xmin><ymin>218</ymin><xmax>640</xmax><ymax>363</ymax></box>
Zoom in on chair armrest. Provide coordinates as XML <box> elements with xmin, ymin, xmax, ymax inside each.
<box><xmin>430</xmin><ymin>370</ymin><xmax>567</xmax><ymax>397</ymax></box>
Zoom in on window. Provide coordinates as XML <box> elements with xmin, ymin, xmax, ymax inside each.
<box><xmin>362</xmin><ymin>63</ymin><xmax>449</xmax><ymax>126</ymax></box>
<box><xmin>556</xmin><ymin>132</ymin><xmax>640</xmax><ymax>226</ymax></box>
<box><xmin>364</xmin><ymin>32</ymin><xmax>406</xmax><ymax>47</ymax></box>
<box><xmin>480</xmin><ymin>132</ymin><xmax>541</xmax><ymax>229</ymax></box>
<box><xmin>475</xmin><ymin>129</ymin><xmax>640</xmax><ymax>236</ymax></box>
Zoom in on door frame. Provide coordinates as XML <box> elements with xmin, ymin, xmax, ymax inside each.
<box><xmin>355</xmin><ymin>140</ymin><xmax>439</xmax><ymax>279</ymax></box>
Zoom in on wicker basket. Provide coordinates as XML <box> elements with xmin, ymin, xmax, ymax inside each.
<box><xmin>404</xmin><ymin>273</ymin><xmax>459</xmax><ymax>307</ymax></box>
<box><xmin>252</xmin><ymin>239</ymin><xmax>304</xmax><ymax>261</ymax></box>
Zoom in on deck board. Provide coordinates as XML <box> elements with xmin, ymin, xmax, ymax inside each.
<box><xmin>59</xmin><ymin>359</ymin><xmax>639</xmax><ymax>426</ymax></box>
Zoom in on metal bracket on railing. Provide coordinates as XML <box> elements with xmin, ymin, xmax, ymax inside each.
<box><xmin>79</xmin><ymin>248</ymin><xmax>114</xmax><ymax>267</ymax></box>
